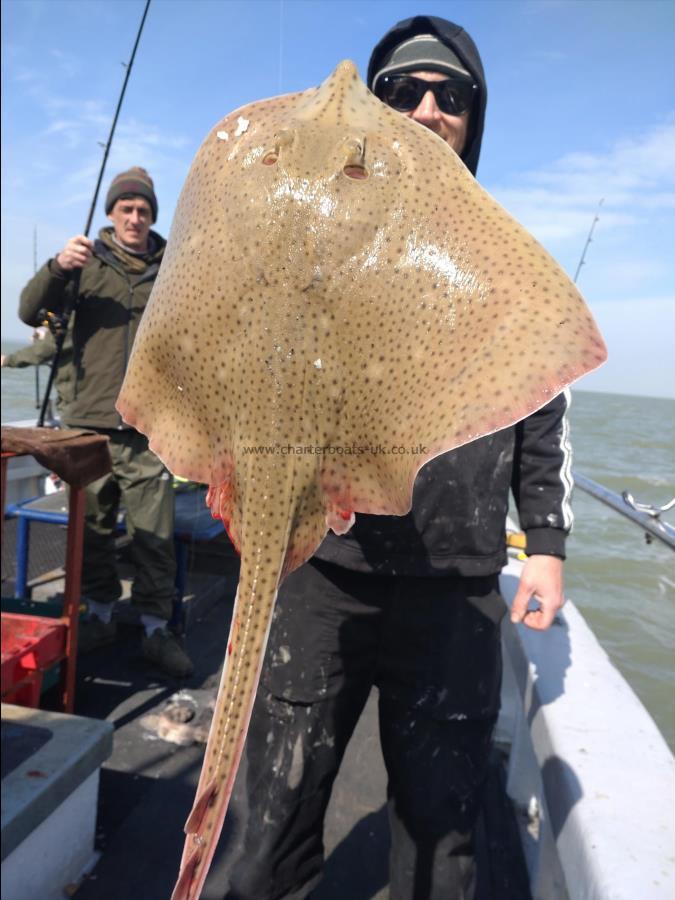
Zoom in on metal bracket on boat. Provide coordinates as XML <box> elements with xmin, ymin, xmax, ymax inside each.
<box><xmin>621</xmin><ymin>493</ymin><xmax>675</xmax><ymax>545</ymax></box>
<box><xmin>573</xmin><ymin>471</ymin><xmax>675</xmax><ymax>551</ymax></box>
<box><xmin>621</xmin><ymin>492</ymin><xmax>675</xmax><ymax>519</ymax></box>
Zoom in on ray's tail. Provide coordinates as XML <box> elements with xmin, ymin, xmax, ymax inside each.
<box><xmin>170</xmin><ymin>458</ymin><xmax>299</xmax><ymax>900</ymax></box>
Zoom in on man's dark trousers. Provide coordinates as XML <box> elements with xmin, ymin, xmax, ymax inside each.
<box><xmin>223</xmin><ymin>557</ymin><xmax>505</xmax><ymax>900</ymax></box>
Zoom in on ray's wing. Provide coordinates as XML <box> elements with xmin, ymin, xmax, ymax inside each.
<box><xmin>117</xmin><ymin>91</ymin><xmax>308</xmax><ymax>492</ymax></box>
<box><xmin>286</xmin><ymin>108</ymin><xmax>607</xmax><ymax>519</ymax></box>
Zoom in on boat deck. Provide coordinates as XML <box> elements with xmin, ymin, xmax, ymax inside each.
<box><xmin>3</xmin><ymin>525</ymin><xmax>530</xmax><ymax>899</ymax></box>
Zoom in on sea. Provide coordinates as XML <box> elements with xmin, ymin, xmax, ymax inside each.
<box><xmin>2</xmin><ymin>340</ymin><xmax>674</xmax><ymax>751</ymax></box>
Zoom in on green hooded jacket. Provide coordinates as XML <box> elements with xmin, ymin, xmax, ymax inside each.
<box><xmin>3</xmin><ymin>337</ymin><xmax>56</xmax><ymax>367</ymax></box>
<box><xmin>2</xmin><ymin>329</ymin><xmax>74</xmax><ymax>414</ymax></box>
<box><xmin>19</xmin><ymin>226</ymin><xmax>165</xmax><ymax>429</ymax></box>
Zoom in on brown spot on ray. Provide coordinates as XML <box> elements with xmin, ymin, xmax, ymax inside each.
<box><xmin>116</xmin><ymin>60</ymin><xmax>606</xmax><ymax>900</ymax></box>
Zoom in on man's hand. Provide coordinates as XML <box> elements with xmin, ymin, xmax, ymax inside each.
<box><xmin>56</xmin><ymin>235</ymin><xmax>94</xmax><ymax>271</ymax></box>
<box><xmin>510</xmin><ymin>554</ymin><xmax>564</xmax><ymax>631</ymax></box>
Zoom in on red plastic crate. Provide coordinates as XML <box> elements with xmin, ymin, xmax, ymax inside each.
<box><xmin>1</xmin><ymin>613</ymin><xmax>67</xmax><ymax>707</ymax></box>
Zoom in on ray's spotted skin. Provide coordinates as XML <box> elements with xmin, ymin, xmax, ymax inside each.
<box><xmin>116</xmin><ymin>60</ymin><xmax>606</xmax><ymax>900</ymax></box>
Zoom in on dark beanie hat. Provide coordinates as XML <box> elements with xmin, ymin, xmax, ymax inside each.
<box><xmin>105</xmin><ymin>167</ymin><xmax>158</xmax><ymax>222</ymax></box>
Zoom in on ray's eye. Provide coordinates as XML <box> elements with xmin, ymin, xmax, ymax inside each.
<box><xmin>343</xmin><ymin>164</ymin><xmax>368</xmax><ymax>180</ymax></box>
<box><xmin>262</xmin><ymin>152</ymin><xmax>278</xmax><ymax>166</ymax></box>
<box><xmin>342</xmin><ymin>137</ymin><xmax>367</xmax><ymax>179</ymax></box>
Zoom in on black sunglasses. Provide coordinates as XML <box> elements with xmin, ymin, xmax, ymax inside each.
<box><xmin>376</xmin><ymin>74</ymin><xmax>477</xmax><ymax>117</ymax></box>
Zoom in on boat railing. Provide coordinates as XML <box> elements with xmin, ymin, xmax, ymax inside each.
<box><xmin>573</xmin><ymin>469</ymin><xmax>675</xmax><ymax>550</ymax></box>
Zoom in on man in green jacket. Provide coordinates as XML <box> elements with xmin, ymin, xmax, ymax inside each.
<box><xmin>1</xmin><ymin>326</ymin><xmax>74</xmax><ymax>420</ymax></box>
<box><xmin>1</xmin><ymin>327</ymin><xmax>56</xmax><ymax>367</ymax></box>
<box><xmin>19</xmin><ymin>167</ymin><xmax>193</xmax><ymax>678</ymax></box>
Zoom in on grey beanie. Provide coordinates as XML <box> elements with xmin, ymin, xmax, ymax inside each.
<box><xmin>371</xmin><ymin>33</ymin><xmax>472</xmax><ymax>93</ymax></box>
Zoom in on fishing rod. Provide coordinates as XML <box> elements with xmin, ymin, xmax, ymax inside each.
<box><xmin>32</xmin><ymin>226</ymin><xmax>41</xmax><ymax>412</ymax></box>
<box><xmin>570</xmin><ymin>202</ymin><xmax>675</xmax><ymax>551</ymax></box>
<box><xmin>573</xmin><ymin>197</ymin><xmax>604</xmax><ymax>285</ymax></box>
<box><xmin>37</xmin><ymin>0</ymin><xmax>152</xmax><ymax>427</ymax></box>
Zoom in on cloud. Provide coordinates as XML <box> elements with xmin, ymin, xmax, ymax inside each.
<box><xmin>527</xmin><ymin>49</ymin><xmax>567</xmax><ymax>63</ymax></box>
<box><xmin>5</xmin><ymin>36</ymin><xmax>190</xmax><ymax>174</ymax></box>
<box><xmin>5</xmin><ymin>82</ymin><xmax>193</xmax><ymax>213</ymax></box>
<box><xmin>49</xmin><ymin>48</ymin><xmax>82</xmax><ymax>79</ymax></box>
<box><xmin>488</xmin><ymin>118</ymin><xmax>675</xmax><ymax>245</ymax></box>
<box><xmin>11</xmin><ymin>65</ymin><xmax>40</xmax><ymax>84</ymax></box>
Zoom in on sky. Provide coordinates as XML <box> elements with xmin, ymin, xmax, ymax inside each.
<box><xmin>1</xmin><ymin>0</ymin><xmax>674</xmax><ymax>399</ymax></box>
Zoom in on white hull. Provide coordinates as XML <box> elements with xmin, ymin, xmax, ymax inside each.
<box><xmin>498</xmin><ymin>555</ymin><xmax>675</xmax><ymax>899</ymax></box>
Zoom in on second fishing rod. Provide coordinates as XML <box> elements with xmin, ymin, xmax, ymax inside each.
<box><xmin>37</xmin><ymin>0</ymin><xmax>152</xmax><ymax>427</ymax></box>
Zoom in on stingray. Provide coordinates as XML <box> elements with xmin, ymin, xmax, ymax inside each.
<box><xmin>116</xmin><ymin>60</ymin><xmax>606</xmax><ymax>899</ymax></box>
